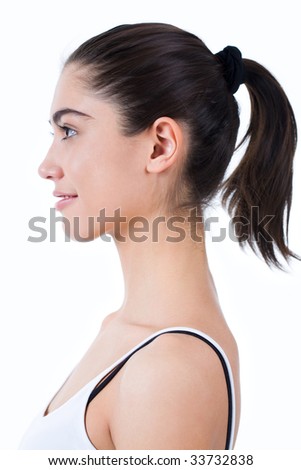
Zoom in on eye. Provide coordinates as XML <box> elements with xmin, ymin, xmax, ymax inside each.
<box><xmin>61</xmin><ymin>126</ymin><xmax>77</xmax><ymax>140</ymax></box>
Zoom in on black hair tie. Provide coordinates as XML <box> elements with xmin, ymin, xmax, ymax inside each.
<box><xmin>215</xmin><ymin>46</ymin><xmax>245</xmax><ymax>94</ymax></box>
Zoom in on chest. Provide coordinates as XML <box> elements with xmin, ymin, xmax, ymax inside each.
<box><xmin>45</xmin><ymin>321</ymin><xmax>156</xmax><ymax>416</ymax></box>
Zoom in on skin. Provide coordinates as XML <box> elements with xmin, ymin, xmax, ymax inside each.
<box><xmin>39</xmin><ymin>64</ymin><xmax>241</xmax><ymax>449</ymax></box>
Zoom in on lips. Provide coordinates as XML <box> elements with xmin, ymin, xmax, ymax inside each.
<box><xmin>53</xmin><ymin>190</ymin><xmax>78</xmax><ymax>211</ymax></box>
<box><xmin>53</xmin><ymin>190</ymin><xmax>78</xmax><ymax>198</ymax></box>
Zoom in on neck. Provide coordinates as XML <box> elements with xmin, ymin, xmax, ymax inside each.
<box><xmin>112</xmin><ymin>214</ymin><xmax>222</xmax><ymax>330</ymax></box>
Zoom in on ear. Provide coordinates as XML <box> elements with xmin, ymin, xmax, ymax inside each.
<box><xmin>146</xmin><ymin>117</ymin><xmax>184</xmax><ymax>174</ymax></box>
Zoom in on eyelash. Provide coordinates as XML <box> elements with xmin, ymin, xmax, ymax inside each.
<box><xmin>61</xmin><ymin>126</ymin><xmax>77</xmax><ymax>140</ymax></box>
<box><xmin>49</xmin><ymin>126</ymin><xmax>77</xmax><ymax>140</ymax></box>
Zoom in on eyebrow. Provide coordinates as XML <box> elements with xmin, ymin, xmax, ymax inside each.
<box><xmin>49</xmin><ymin>108</ymin><xmax>93</xmax><ymax>126</ymax></box>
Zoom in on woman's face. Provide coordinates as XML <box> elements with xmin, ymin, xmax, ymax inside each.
<box><xmin>39</xmin><ymin>65</ymin><xmax>157</xmax><ymax>241</ymax></box>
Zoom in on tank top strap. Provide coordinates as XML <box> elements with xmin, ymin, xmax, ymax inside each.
<box><xmin>86</xmin><ymin>326</ymin><xmax>236</xmax><ymax>450</ymax></box>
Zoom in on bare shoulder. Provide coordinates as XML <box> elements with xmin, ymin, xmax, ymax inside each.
<box><xmin>109</xmin><ymin>332</ymin><xmax>232</xmax><ymax>449</ymax></box>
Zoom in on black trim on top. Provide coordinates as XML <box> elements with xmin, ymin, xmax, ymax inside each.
<box><xmin>86</xmin><ymin>330</ymin><xmax>234</xmax><ymax>450</ymax></box>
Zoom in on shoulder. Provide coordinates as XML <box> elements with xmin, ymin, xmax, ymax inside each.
<box><xmin>109</xmin><ymin>331</ymin><xmax>230</xmax><ymax>449</ymax></box>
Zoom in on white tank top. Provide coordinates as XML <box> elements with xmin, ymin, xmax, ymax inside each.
<box><xmin>19</xmin><ymin>327</ymin><xmax>236</xmax><ymax>450</ymax></box>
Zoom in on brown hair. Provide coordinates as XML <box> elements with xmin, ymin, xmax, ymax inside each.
<box><xmin>65</xmin><ymin>22</ymin><xmax>299</xmax><ymax>270</ymax></box>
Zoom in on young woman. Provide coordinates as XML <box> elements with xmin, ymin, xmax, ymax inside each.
<box><xmin>19</xmin><ymin>23</ymin><xmax>299</xmax><ymax>450</ymax></box>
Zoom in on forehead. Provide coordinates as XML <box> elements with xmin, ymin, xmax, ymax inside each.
<box><xmin>50</xmin><ymin>65</ymin><xmax>89</xmax><ymax>114</ymax></box>
<box><xmin>50</xmin><ymin>65</ymin><xmax>120</xmax><ymax>124</ymax></box>
<box><xmin>50</xmin><ymin>64</ymin><xmax>125</xmax><ymax>135</ymax></box>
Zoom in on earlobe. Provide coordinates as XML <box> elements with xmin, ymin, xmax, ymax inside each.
<box><xmin>146</xmin><ymin>118</ymin><xmax>182</xmax><ymax>174</ymax></box>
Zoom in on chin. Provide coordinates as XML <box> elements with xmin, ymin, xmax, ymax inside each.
<box><xmin>63</xmin><ymin>220</ymin><xmax>99</xmax><ymax>242</ymax></box>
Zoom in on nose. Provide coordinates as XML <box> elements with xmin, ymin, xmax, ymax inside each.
<box><xmin>38</xmin><ymin>162</ymin><xmax>63</xmax><ymax>180</ymax></box>
<box><xmin>38</xmin><ymin>146</ymin><xmax>64</xmax><ymax>181</ymax></box>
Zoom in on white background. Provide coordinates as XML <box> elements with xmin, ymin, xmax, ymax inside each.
<box><xmin>0</xmin><ymin>0</ymin><xmax>300</xmax><ymax>450</ymax></box>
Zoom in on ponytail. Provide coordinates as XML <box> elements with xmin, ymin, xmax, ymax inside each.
<box><xmin>221</xmin><ymin>59</ymin><xmax>300</xmax><ymax>269</ymax></box>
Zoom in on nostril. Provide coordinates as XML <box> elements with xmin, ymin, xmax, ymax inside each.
<box><xmin>38</xmin><ymin>165</ymin><xmax>63</xmax><ymax>180</ymax></box>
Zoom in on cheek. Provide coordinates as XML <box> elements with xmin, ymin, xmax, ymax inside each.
<box><xmin>68</xmin><ymin>143</ymin><xmax>137</xmax><ymax>218</ymax></box>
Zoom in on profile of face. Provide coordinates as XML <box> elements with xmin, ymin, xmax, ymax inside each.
<box><xmin>39</xmin><ymin>65</ymin><xmax>183</xmax><ymax>242</ymax></box>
